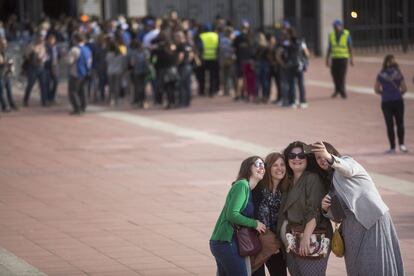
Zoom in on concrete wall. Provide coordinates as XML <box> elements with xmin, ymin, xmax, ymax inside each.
<box><xmin>262</xmin><ymin>0</ymin><xmax>284</xmax><ymax>27</ymax></box>
<box><xmin>319</xmin><ymin>0</ymin><xmax>342</xmax><ymax>56</ymax></box>
<box><xmin>127</xmin><ymin>0</ymin><xmax>147</xmax><ymax>17</ymax></box>
<box><xmin>79</xmin><ymin>0</ymin><xmax>101</xmax><ymax>17</ymax></box>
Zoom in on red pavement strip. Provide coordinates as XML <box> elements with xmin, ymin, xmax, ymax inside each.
<box><xmin>1</xmin><ymin>55</ymin><xmax>414</xmax><ymax>275</ymax></box>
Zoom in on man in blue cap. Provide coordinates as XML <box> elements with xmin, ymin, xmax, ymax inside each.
<box><xmin>326</xmin><ymin>19</ymin><xmax>354</xmax><ymax>99</ymax></box>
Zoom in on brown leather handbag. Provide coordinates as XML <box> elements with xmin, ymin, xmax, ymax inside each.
<box><xmin>251</xmin><ymin>230</ymin><xmax>282</xmax><ymax>272</ymax></box>
<box><xmin>234</xmin><ymin>225</ymin><xmax>262</xmax><ymax>257</ymax></box>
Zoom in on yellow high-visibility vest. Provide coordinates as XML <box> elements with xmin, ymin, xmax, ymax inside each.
<box><xmin>200</xmin><ymin>32</ymin><xmax>219</xmax><ymax>60</ymax></box>
<box><xmin>330</xmin><ymin>30</ymin><xmax>350</xmax><ymax>59</ymax></box>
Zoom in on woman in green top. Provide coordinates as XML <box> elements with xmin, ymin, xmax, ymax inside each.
<box><xmin>210</xmin><ymin>156</ymin><xmax>267</xmax><ymax>276</ymax></box>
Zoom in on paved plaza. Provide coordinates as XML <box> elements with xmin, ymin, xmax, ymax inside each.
<box><xmin>0</xmin><ymin>53</ymin><xmax>414</xmax><ymax>275</ymax></box>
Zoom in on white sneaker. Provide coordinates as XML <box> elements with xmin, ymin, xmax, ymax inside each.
<box><xmin>290</xmin><ymin>103</ymin><xmax>297</xmax><ymax>109</ymax></box>
<box><xmin>400</xmin><ymin>145</ymin><xmax>408</xmax><ymax>153</ymax></box>
<box><xmin>300</xmin><ymin>103</ymin><xmax>308</xmax><ymax>109</ymax></box>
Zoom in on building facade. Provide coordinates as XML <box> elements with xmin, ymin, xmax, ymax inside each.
<box><xmin>1</xmin><ymin>0</ymin><xmax>412</xmax><ymax>55</ymax></box>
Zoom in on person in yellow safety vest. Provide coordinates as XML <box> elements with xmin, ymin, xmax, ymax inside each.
<box><xmin>326</xmin><ymin>19</ymin><xmax>354</xmax><ymax>99</ymax></box>
<box><xmin>198</xmin><ymin>24</ymin><xmax>220</xmax><ymax>97</ymax></box>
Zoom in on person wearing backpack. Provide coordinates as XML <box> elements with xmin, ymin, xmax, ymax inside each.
<box><xmin>219</xmin><ymin>27</ymin><xmax>236</xmax><ymax>97</ymax></box>
<box><xmin>67</xmin><ymin>32</ymin><xmax>92</xmax><ymax>115</ymax></box>
<box><xmin>175</xmin><ymin>30</ymin><xmax>194</xmax><ymax>107</ymax></box>
<box><xmin>280</xmin><ymin>28</ymin><xmax>309</xmax><ymax>109</ymax></box>
<box><xmin>129</xmin><ymin>40</ymin><xmax>150</xmax><ymax>108</ymax></box>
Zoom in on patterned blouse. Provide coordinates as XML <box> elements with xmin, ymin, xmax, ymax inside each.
<box><xmin>253</xmin><ymin>186</ymin><xmax>282</xmax><ymax>233</ymax></box>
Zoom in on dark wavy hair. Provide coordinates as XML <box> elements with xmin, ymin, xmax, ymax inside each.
<box><xmin>310</xmin><ymin>141</ymin><xmax>341</xmax><ymax>191</ymax></box>
<box><xmin>281</xmin><ymin>141</ymin><xmax>318</xmax><ymax>192</ymax></box>
<box><xmin>233</xmin><ymin>156</ymin><xmax>264</xmax><ymax>185</ymax></box>
<box><xmin>382</xmin><ymin>54</ymin><xmax>400</xmax><ymax>73</ymax></box>
<box><xmin>258</xmin><ymin>152</ymin><xmax>286</xmax><ymax>192</ymax></box>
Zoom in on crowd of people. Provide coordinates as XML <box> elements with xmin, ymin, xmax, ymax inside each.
<box><xmin>210</xmin><ymin>141</ymin><xmax>405</xmax><ymax>276</ymax></box>
<box><xmin>0</xmin><ymin>12</ymin><xmax>410</xmax><ymax>152</ymax></box>
<box><xmin>0</xmin><ymin>11</ymin><xmax>313</xmax><ymax>114</ymax></box>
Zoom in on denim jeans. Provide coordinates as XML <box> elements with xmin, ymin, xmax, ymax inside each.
<box><xmin>210</xmin><ymin>239</ymin><xmax>248</xmax><ymax>276</ymax></box>
<box><xmin>0</xmin><ymin>77</ymin><xmax>16</xmax><ymax>109</ymax></box>
<box><xmin>45</xmin><ymin>69</ymin><xmax>58</xmax><ymax>102</ymax></box>
<box><xmin>255</xmin><ymin>60</ymin><xmax>271</xmax><ymax>101</ymax></box>
<box><xmin>24</xmin><ymin>66</ymin><xmax>47</xmax><ymax>106</ymax></box>
<box><xmin>178</xmin><ymin>64</ymin><xmax>192</xmax><ymax>107</ymax></box>
<box><xmin>287</xmin><ymin>69</ymin><xmax>306</xmax><ymax>104</ymax></box>
<box><xmin>279</xmin><ymin>68</ymin><xmax>290</xmax><ymax>105</ymax></box>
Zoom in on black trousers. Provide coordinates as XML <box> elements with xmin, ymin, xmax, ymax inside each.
<box><xmin>68</xmin><ymin>76</ymin><xmax>87</xmax><ymax>112</ymax></box>
<box><xmin>330</xmin><ymin>58</ymin><xmax>348</xmax><ymax>97</ymax></box>
<box><xmin>252</xmin><ymin>252</ymin><xmax>287</xmax><ymax>276</ymax></box>
<box><xmin>131</xmin><ymin>74</ymin><xmax>146</xmax><ymax>105</ymax></box>
<box><xmin>199</xmin><ymin>60</ymin><xmax>219</xmax><ymax>96</ymax></box>
<box><xmin>381</xmin><ymin>99</ymin><xmax>405</xmax><ymax>149</ymax></box>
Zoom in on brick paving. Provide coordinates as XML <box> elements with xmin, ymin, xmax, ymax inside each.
<box><xmin>0</xmin><ymin>53</ymin><xmax>414</xmax><ymax>275</ymax></box>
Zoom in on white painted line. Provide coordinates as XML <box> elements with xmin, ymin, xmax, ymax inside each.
<box><xmin>0</xmin><ymin>248</ymin><xmax>46</xmax><ymax>276</ymax></box>
<box><xmin>307</xmin><ymin>80</ymin><xmax>414</xmax><ymax>100</ymax></box>
<box><xmin>98</xmin><ymin>110</ymin><xmax>414</xmax><ymax>197</ymax></box>
<box><xmin>371</xmin><ymin>173</ymin><xmax>414</xmax><ymax>197</ymax></box>
<box><xmin>100</xmin><ymin>111</ymin><xmax>275</xmax><ymax>156</ymax></box>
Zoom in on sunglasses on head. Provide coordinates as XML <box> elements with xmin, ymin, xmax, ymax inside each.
<box><xmin>288</xmin><ymin>152</ymin><xmax>306</xmax><ymax>160</ymax></box>
<box><xmin>254</xmin><ymin>160</ymin><xmax>265</xmax><ymax>168</ymax></box>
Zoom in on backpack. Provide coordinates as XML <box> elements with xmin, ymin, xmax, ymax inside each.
<box><xmin>286</xmin><ymin>40</ymin><xmax>307</xmax><ymax>72</ymax></box>
<box><xmin>77</xmin><ymin>45</ymin><xmax>92</xmax><ymax>78</ymax></box>
<box><xmin>219</xmin><ymin>37</ymin><xmax>235</xmax><ymax>66</ymax></box>
<box><xmin>130</xmin><ymin>49</ymin><xmax>150</xmax><ymax>76</ymax></box>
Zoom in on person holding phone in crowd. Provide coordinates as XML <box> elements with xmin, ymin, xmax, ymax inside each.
<box><xmin>277</xmin><ymin>141</ymin><xmax>331</xmax><ymax>276</ymax></box>
<box><xmin>312</xmin><ymin>141</ymin><xmax>404</xmax><ymax>276</ymax></box>
<box><xmin>210</xmin><ymin>156</ymin><xmax>267</xmax><ymax>276</ymax></box>
<box><xmin>375</xmin><ymin>54</ymin><xmax>408</xmax><ymax>153</ymax></box>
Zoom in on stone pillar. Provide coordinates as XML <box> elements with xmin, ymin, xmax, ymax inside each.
<box><xmin>262</xmin><ymin>0</ymin><xmax>284</xmax><ymax>27</ymax></box>
<box><xmin>24</xmin><ymin>0</ymin><xmax>43</xmax><ymax>22</ymax></box>
<box><xmin>127</xmin><ymin>0</ymin><xmax>146</xmax><ymax>17</ymax></box>
<box><xmin>79</xmin><ymin>0</ymin><xmax>101</xmax><ymax>17</ymax></box>
<box><xmin>319</xmin><ymin>0</ymin><xmax>342</xmax><ymax>56</ymax></box>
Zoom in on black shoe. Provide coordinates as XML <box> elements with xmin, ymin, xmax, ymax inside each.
<box><xmin>11</xmin><ymin>105</ymin><xmax>19</xmax><ymax>111</ymax></box>
<box><xmin>331</xmin><ymin>92</ymin><xmax>338</xmax><ymax>98</ymax></box>
<box><xmin>341</xmin><ymin>94</ymin><xmax>347</xmax><ymax>99</ymax></box>
<box><xmin>23</xmin><ymin>101</ymin><xmax>28</xmax><ymax>107</ymax></box>
<box><xmin>2</xmin><ymin>108</ymin><xmax>11</xmax><ymax>113</ymax></box>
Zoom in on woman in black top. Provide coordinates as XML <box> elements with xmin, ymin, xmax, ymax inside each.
<box><xmin>151</xmin><ymin>34</ymin><xmax>179</xmax><ymax>109</ymax></box>
<box><xmin>253</xmin><ymin>152</ymin><xmax>287</xmax><ymax>276</ymax></box>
